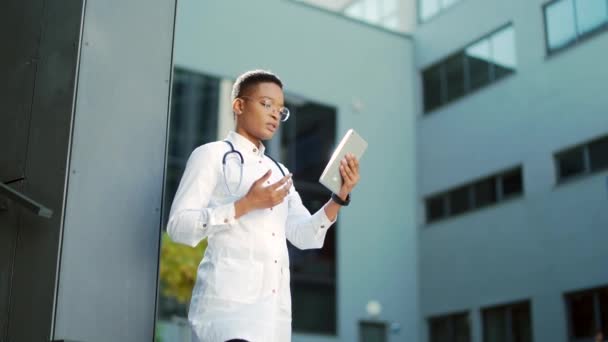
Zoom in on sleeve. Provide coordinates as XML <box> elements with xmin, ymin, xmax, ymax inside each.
<box><xmin>284</xmin><ymin>185</ymin><xmax>337</xmax><ymax>250</ymax></box>
<box><xmin>166</xmin><ymin>144</ymin><xmax>237</xmax><ymax>247</ymax></box>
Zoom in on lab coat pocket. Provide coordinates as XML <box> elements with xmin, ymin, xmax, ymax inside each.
<box><xmin>211</xmin><ymin>257</ymin><xmax>263</xmax><ymax>304</ymax></box>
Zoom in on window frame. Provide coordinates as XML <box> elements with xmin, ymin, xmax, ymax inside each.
<box><xmin>542</xmin><ymin>0</ymin><xmax>608</xmax><ymax>56</ymax></box>
<box><xmin>424</xmin><ymin>166</ymin><xmax>524</xmax><ymax>225</ymax></box>
<box><xmin>421</xmin><ymin>22</ymin><xmax>516</xmax><ymax>115</ymax></box>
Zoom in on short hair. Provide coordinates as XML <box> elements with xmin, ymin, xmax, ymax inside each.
<box><xmin>231</xmin><ymin>69</ymin><xmax>283</xmax><ymax>101</ymax></box>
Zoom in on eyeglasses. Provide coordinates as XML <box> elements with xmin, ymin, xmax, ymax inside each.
<box><xmin>239</xmin><ymin>96</ymin><xmax>290</xmax><ymax>122</ymax></box>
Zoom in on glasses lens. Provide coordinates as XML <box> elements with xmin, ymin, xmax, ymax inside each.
<box><xmin>280</xmin><ymin>107</ymin><xmax>290</xmax><ymax>122</ymax></box>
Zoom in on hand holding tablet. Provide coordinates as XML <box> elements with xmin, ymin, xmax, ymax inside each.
<box><xmin>319</xmin><ymin>129</ymin><xmax>367</xmax><ymax>195</ymax></box>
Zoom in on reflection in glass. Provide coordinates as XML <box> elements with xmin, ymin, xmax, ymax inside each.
<box><xmin>420</xmin><ymin>0</ymin><xmax>460</xmax><ymax>22</ymax></box>
<box><xmin>449</xmin><ymin>185</ymin><xmax>470</xmax><ymax>215</ymax></box>
<box><xmin>423</xmin><ymin>24</ymin><xmax>516</xmax><ymax>114</ymax></box>
<box><xmin>556</xmin><ymin>147</ymin><xmax>586</xmax><ymax>180</ymax></box>
<box><xmin>445</xmin><ymin>53</ymin><xmax>466</xmax><ymax>102</ymax></box>
<box><xmin>454</xmin><ymin>313</ymin><xmax>471</xmax><ymax>342</ymax></box>
<box><xmin>345</xmin><ymin>1</ymin><xmax>365</xmax><ymax>20</ymax></box>
<box><xmin>569</xmin><ymin>291</ymin><xmax>596</xmax><ymax>338</ymax></box>
<box><xmin>490</xmin><ymin>26</ymin><xmax>517</xmax><ymax>80</ymax></box>
<box><xmin>545</xmin><ymin>0</ymin><xmax>577</xmax><ymax>50</ymax></box>
<box><xmin>420</xmin><ymin>0</ymin><xmax>440</xmax><ymax>22</ymax></box>
<box><xmin>501</xmin><ymin>169</ymin><xmax>523</xmax><ymax>198</ymax></box>
<box><xmin>423</xmin><ymin>65</ymin><xmax>444</xmax><ymax>112</ymax></box>
<box><xmin>426</xmin><ymin>195</ymin><xmax>446</xmax><ymax>222</ymax></box>
<box><xmin>474</xmin><ymin>177</ymin><xmax>497</xmax><ymax>209</ymax></box>
<box><xmin>511</xmin><ymin>303</ymin><xmax>532</xmax><ymax>342</ymax></box>
<box><xmin>360</xmin><ymin>321</ymin><xmax>387</xmax><ymax>342</ymax></box>
<box><xmin>279</xmin><ymin>99</ymin><xmax>338</xmax><ymax>334</ymax></box>
<box><xmin>483</xmin><ymin>307</ymin><xmax>508</xmax><ymax>342</ymax></box>
<box><xmin>430</xmin><ymin>316</ymin><xmax>451</xmax><ymax>342</ymax></box>
<box><xmin>383</xmin><ymin>0</ymin><xmax>399</xmax><ymax>16</ymax></box>
<box><xmin>364</xmin><ymin>0</ymin><xmax>381</xmax><ymax>23</ymax></box>
<box><xmin>589</xmin><ymin>136</ymin><xmax>608</xmax><ymax>172</ymax></box>
<box><xmin>574</xmin><ymin>0</ymin><xmax>608</xmax><ymax>35</ymax></box>
<box><xmin>465</xmin><ymin>38</ymin><xmax>492</xmax><ymax>91</ymax></box>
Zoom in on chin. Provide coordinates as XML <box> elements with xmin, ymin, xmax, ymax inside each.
<box><xmin>259</xmin><ymin>130</ymin><xmax>275</xmax><ymax>140</ymax></box>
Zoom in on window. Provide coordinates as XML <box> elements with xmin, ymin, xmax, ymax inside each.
<box><xmin>159</xmin><ymin>68</ymin><xmax>221</xmax><ymax>323</ymax></box>
<box><xmin>419</xmin><ymin>0</ymin><xmax>462</xmax><ymax>22</ymax></box>
<box><xmin>555</xmin><ymin>134</ymin><xmax>608</xmax><ymax>183</ymax></box>
<box><xmin>445</xmin><ymin>53</ymin><xmax>466</xmax><ymax>102</ymax></box>
<box><xmin>473</xmin><ymin>177</ymin><xmax>497</xmax><ymax>209</ymax></box>
<box><xmin>425</xmin><ymin>167</ymin><xmax>523</xmax><ymax>224</ymax></box>
<box><xmin>343</xmin><ymin>0</ymin><xmax>403</xmax><ymax>31</ymax></box>
<box><xmin>163</xmin><ymin>68</ymin><xmax>220</xmax><ymax>228</ymax></box>
<box><xmin>429</xmin><ymin>312</ymin><xmax>471</xmax><ymax>342</ymax></box>
<box><xmin>277</xmin><ymin>99</ymin><xmax>338</xmax><ymax>335</ymax></box>
<box><xmin>556</xmin><ymin>146</ymin><xmax>587</xmax><ymax>180</ymax></box>
<box><xmin>422</xmin><ymin>65</ymin><xmax>444</xmax><ymax>112</ymax></box>
<box><xmin>589</xmin><ymin>136</ymin><xmax>608</xmax><ymax>172</ymax></box>
<box><xmin>448</xmin><ymin>185</ymin><xmax>471</xmax><ymax>215</ymax></box>
<box><xmin>422</xmin><ymin>24</ymin><xmax>516</xmax><ymax>114</ymax></box>
<box><xmin>544</xmin><ymin>0</ymin><xmax>608</xmax><ymax>53</ymax></box>
<box><xmin>427</xmin><ymin>195</ymin><xmax>447</xmax><ymax>222</ymax></box>
<box><xmin>482</xmin><ymin>301</ymin><xmax>532</xmax><ymax>342</ymax></box>
<box><xmin>360</xmin><ymin>321</ymin><xmax>388</xmax><ymax>342</ymax></box>
<box><xmin>500</xmin><ymin>169</ymin><xmax>523</xmax><ymax>199</ymax></box>
<box><xmin>566</xmin><ymin>285</ymin><xmax>608</xmax><ymax>340</ymax></box>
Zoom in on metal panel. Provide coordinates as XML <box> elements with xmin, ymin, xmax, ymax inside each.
<box><xmin>5</xmin><ymin>0</ymin><xmax>85</xmax><ymax>341</ymax></box>
<box><xmin>0</xmin><ymin>1</ymin><xmax>45</xmax><ymax>336</ymax></box>
<box><xmin>52</xmin><ymin>0</ymin><xmax>176</xmax><ymax>340</ymax></box>
<box><xmin>0</xmin><ymin>0</ymin><xmax>44</xmax><ymax>183</ymax></box>
<box><xmin>0</xmin><ymin>182</ymin><xmax>21</xmax><ymax>342</ymax></box>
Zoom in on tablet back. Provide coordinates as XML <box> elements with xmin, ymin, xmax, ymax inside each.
<box><xmin>319</xmin><ymin>129</ymin><xmax>368</xmax><ymax>194</ymax></box>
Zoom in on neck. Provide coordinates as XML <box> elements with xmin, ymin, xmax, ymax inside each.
<box><xmin>235</xmin><ymin>126</ymin><xmax>261</xmax><ymax>148</ymax></box>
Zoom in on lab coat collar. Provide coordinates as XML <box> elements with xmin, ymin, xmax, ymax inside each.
<box><xmin>225</xmin><ymin>131</ymin><xmax>266</xmax><ymax>157</ymax></box>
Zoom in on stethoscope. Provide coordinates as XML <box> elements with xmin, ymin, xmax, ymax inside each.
<box><xmin>222</xmin><ymin>140</ymin><xmax>285</xmax><ymax>196</ymax></box>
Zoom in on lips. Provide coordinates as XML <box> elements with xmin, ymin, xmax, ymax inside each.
<box><xmin>267</xmin><ymin>123</ymin><xmax>277</xmax><ymax>132</ymax></box>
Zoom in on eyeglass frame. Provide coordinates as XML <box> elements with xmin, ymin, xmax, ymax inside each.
<box><xmin>238</xmin><ymin>95</ymin><xmax>290</xmax><ymax>122</ymax></box>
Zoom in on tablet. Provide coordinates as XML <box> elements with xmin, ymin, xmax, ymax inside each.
<box><xmin>319</xmin><ymin>129</ymin><xmax>367</xmax><ymax>195</ymax></box>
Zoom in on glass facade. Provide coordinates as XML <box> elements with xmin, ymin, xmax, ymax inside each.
<box><xmin>422</xmin><ymin>25</ymin><xmax>517</xmax><ymax>114</ymax></box>
<box><xmin>544</xmin><ymin>0</ymin><xmax>608</xmax><ymax>53</ymax></box>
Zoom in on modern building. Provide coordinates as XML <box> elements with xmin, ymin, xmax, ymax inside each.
<box><xmin>160</xmin><ymin>0</ymin><xmax>608</xmax><ymax>342</ymax></box>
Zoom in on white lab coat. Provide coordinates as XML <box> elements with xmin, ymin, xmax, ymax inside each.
<box><xmin>167</xmin><ymin>131</ymin><xmax>336</xmax><ymax>342</ymax></box>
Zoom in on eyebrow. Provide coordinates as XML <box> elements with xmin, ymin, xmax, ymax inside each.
<box><xmin>259</xmin><ymin>96</ymin><xmax>284</xmax><ymax>107</ymax></box>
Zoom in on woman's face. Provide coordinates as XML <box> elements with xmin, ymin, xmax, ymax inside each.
<box><xmin>234</xmin><ymin>82</ymin><xmax>285</xmax><ymax>143</ymax></box>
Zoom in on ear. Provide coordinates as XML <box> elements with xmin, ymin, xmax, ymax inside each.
<box><xmin>232</xmin><ymin>98</ymin><xmax>244</xmax><ymax>116</ymax></box>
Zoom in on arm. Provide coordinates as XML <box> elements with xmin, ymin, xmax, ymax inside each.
<box><xmin>285</xmin><ymin>153</ymin><xmax>360</xmax><ymax>250</ymax></box>
<box><xmin>166</xmin><ymin>144</ymin><xmax>236</xmax><ymax>247</ymax></box>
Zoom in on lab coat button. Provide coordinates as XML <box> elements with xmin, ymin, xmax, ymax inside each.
<box><xmin>274</xmin><ymin>260</ymin><xmax>278</xmax><ymax>263</ymax></box>
<box><xmin>224</xmin><ymin>218</ymin><xmax>228</xmax><ymax>223</ymax></box>
<box><xmin>203</xmin><ymin>223</ymin><xmax>207</xmax><ymax>228</ymax></box>
<box><xmin>272</xmin><ymin>289</ymin><xmax>276</xmax><ymax>294</ymax></box>
<box><xmin>253</xmin><ymin>148</ymin><xmax>257</xmax><ymax>153</ymax></box>
<box><xmin>272</xmin><ymin>232</ymin><xmax>275</xmax><ymax>237</ymax></box>
<box><xmin>321</xmin><ymin>225</ymin><xmax>325</xmax><ymax>228</ymax></box>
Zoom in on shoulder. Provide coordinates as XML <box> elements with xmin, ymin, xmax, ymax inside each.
<box><xmin>188</xmin><ymin>141</ymin><xmax>229</xmax><ymax>164</ymax></box>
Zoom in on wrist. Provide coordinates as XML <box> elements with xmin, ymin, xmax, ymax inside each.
<box><xmin>235</xmin><ymin>196</ymin><xmax>252</xmax><ymax>218</ymax></box>
<box><xmin>331</xmin><ymin>193</ymin><xmax>350</xmax><ymax>206</ymax></box>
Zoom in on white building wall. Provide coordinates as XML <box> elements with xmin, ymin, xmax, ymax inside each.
<box><xmin>414</xmin><ymin>0</ymin><xmax>608</xmax><ymax>341</ymax></box>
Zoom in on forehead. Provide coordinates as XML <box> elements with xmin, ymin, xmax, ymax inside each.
<box><xmin>247</xmin><ymin>82</ymin><xmax>284</xmax><ymax>101</ymax></box>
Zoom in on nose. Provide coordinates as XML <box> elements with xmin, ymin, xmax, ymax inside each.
<box><xmin>269</xmin><ymin>109</ymin><xmax>279</xmax><ymax>121</ymax></box>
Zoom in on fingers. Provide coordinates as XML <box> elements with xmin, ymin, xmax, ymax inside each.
<box><xmin>340</xmin><ymin>153</ymin><xmax>359</xmax><ymax>185</ymax></box>
<box><xmin>256</xmin><ymin>169</ymin><xmax>273</xmax><ymax>185</ymax></box>
<box><xmin>269</xmin><ymin>173</ymin><xmax>292</xmax><ymax>191</ymax></box>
